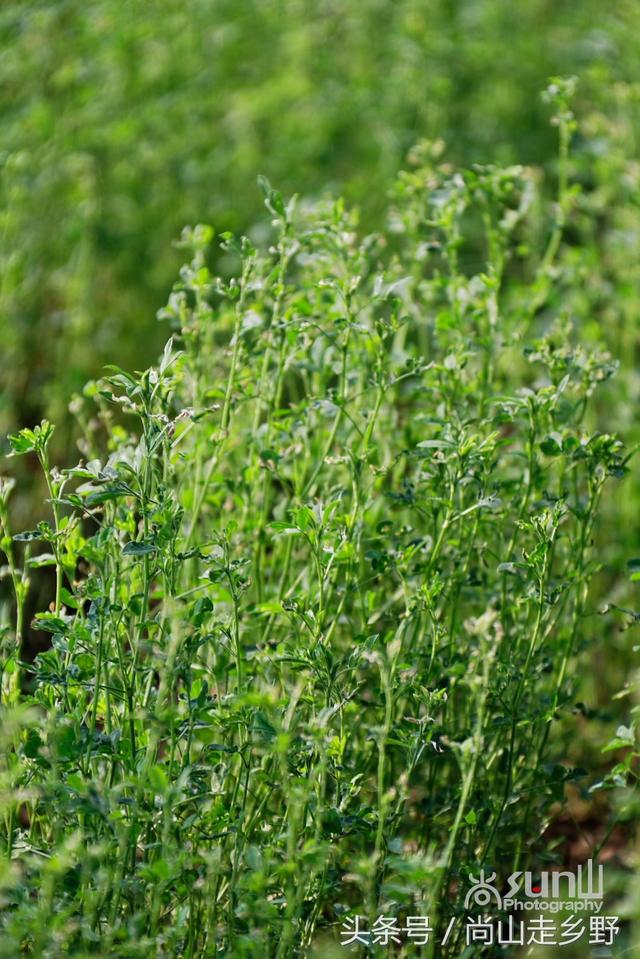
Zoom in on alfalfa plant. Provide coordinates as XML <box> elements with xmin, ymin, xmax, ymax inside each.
<box><xmin>0</xmin><ymin>80</ymin><xmax>630</xmax><ymax>957</ymax></box>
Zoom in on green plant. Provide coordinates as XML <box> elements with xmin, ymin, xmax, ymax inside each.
<box><xmin>3</xmin><ymin>0</ymin><xmax>640</xmax><ymax>461</ymax></box>
<box><xmin>0</xmin><ymin>99</ymin><xmax>634</xmax><ymax>957</ymax></box>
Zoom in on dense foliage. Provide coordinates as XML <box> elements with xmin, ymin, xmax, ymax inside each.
<box><xmin>1</xmin><ymin>82</ymin><xmax>638</xmax><ymax>956</ymax></box>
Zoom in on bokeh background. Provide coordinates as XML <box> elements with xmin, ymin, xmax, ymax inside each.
<box><xmin>2</xmin><ymin>0</ymin><xmax>639</xmax><ymax>456</ymax></box>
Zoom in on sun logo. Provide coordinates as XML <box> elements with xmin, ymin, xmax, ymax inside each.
<box><xmin>464</xmin><ymin>871</ymin><xmax>502</xmax><ymax>910</ymax></box>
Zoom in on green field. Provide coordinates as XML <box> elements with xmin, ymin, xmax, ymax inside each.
<box><xmin>1</xmin><ymin>3</ymin><xmax>640</xmax><ymax>957</ymax></box>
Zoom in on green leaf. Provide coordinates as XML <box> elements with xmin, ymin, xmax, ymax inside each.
<box><xmin>295</xmin><ymin>506</ymin><xmax>315</xmax><ymax>532</ymax></box>
<box><xmin>8</xmin><ymin>431</ymin><xmax>36</xmax><ymax>454</ymax></box>
<box><xmin>122</xmin><ymin>540</ymin><xmax>157</xmax><ymax>557</ymax></box>
<box><xmin>191</xmin><ymin>597</ymin><xmax>213</xmax><ymax>626</ymax></box>
<box><xmin>7</xmin><ymin>421</ymin><xmax>54</xmax><ymax>457</ymax></box>
<box><xmin>60</xmin><ymin>588</ymin><xmax>80</xmax><ymax>610</ymax></box>
<box><xmin>540</xmin><ymin>435</ymin><xmax>562</xmax><ymax>456</ymax></box>
<box><xmin>416</xmin><ymin>439</ymin><xmax>450</xmax><ymax>449</ymax></box>
<box><xmin>602</xmin><ymin>725</ymin><xmax>636</xmax><ymax>753</ymax></box>
<box><xmin>84</xmin><ymin>486</ymin><xmax>132</xmax><ymax>506</ymax></box>
<box><xmin>257</xmin><ymin>175</ymin><xmax>286</xmax><ymax>217</ymax></box>
<box><xmin>269</xmin><ymin>522</ymin><xmax>300</xmax><ymax>535</ymax></box>
<box><xmin>13</xmin><ymin>529</ymin><xmax>44</xmax><ymax>542</ymax></box>
<box><xmin>33</xmin><ymin>612</ymin><xmax>70</xmax><ymax>634</ymax></box>
<box><xmin>27</xmin><ymin>553</ymin><xmax>57</xmax><ymax>568</ymax></box>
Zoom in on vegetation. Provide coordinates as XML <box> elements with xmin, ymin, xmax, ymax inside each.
<box><xmin>1</xmin><ymin>79</ymin><xmax>639</xmax><ymax>956</ymax></box>
<box><xmin>2</xmin><ymin>4</ymin><xmax>640</xmax><ymax>958</ymax></box>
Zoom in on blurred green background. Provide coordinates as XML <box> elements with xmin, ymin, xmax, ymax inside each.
<box><xmin>1</xmin><ymin>0</ymin><xmax>639</xmax><ymax>455</ymax></box>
